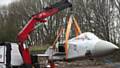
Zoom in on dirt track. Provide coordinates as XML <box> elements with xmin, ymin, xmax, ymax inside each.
<box><xmin>55</xmin><ymin>60</ymin><xmax>120</xmax><ymax>68</ymax></box>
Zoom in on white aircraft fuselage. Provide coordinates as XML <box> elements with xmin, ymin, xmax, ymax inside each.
<box><xmin>45</xmin><ymin>32</ymin><xmax>119</xmax><ymax>61</ymax></box>
<box><xmin>67</xmin><ymin>32</ymin><xmax>118</xmax><ymax>59</ymax></box>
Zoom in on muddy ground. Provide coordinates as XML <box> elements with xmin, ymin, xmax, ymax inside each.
<box><xmin>55</xmin><ymin>60</ymin><xmax>120</xmax><ymax>68</ymax></box>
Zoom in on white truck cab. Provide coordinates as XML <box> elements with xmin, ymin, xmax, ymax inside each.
<box><xmin>0</xmin><ymin>43</ymin><xmax>23</xmax><ymax>68</ymax></box>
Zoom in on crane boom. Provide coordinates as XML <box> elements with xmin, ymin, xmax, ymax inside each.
<box><xmin>17</xmin><ymin>0</ymin><xmax>72</xmax><ymax>67</ymax></box>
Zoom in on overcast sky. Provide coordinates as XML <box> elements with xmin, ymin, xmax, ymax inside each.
<box><xmin>0</xmin><ymin>0</ymin><xmax>18</xmax><ymax>6</ymax></box>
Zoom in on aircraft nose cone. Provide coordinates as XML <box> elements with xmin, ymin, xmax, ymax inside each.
<box><xmin>94</xmin><ymin>40</ymin><xmax>119</xmax><ymax>56</ymax></box>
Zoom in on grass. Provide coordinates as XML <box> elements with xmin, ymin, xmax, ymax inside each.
<box><xmin>29</xmin><ymin>44</ymin><xmax>50</xmax><ymax>54</ymax></box>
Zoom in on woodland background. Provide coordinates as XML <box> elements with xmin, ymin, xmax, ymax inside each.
<box><xmin>0</xmin><ymin>0</ymin><xmax>120</xmax><ymax>59</ymax></box>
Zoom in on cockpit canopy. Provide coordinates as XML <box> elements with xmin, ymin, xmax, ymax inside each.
<box><xmin>69</xmin><ymin>32</ymin><xmax>99</xmax><ymax>42</ymax></box>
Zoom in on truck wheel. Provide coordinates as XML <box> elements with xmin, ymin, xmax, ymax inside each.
<box><xmin>33</xmin><ymin>64</ymin><xmax>40</xmax><ymax>68</ymax></box>
<box><xmin>20</xmin><ymin>64</ymin><xmax>32</xmax><ymax>68</ymax></box>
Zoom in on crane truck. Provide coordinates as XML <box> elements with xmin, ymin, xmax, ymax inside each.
<box><xmin>0</xmin><ymin>0</ymin><xmax>72</xmax><ymax>68</ymax></box>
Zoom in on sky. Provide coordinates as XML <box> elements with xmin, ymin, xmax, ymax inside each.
<box><xmin>0</xmin><ymin>0</ymin><xmax>18</xmax><ymax>6</ymax></box>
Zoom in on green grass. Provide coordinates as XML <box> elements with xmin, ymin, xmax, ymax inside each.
<box><xmin>29</xmin><ymin>44</ymin><xmax>50</xmax><ymax>54</ymax></box>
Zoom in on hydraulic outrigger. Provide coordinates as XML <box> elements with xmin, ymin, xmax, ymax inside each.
<box><xmin>17</xmin><ymin>0</ymin><xmax>72</xmax><ymax>67</ymax></box>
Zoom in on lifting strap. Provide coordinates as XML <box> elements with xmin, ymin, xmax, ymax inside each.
<box><xmin>65</xmin><ymin>15</ymin><xmax>81</xmax><ymax>59</ymax></box>
<box><xmin>52</xmin><ymin>26</ymin><xmax>64</xmax><ymax>49</ymax></box>
<box><xmin>65</xmin><ymin>16</ymin><xmax>72</xmax><ymax>59</ymax></box>
<box><xmin>73</xmin><ymin>16</ymin><xmax>81</xmax><ymax>36</ymax></box>
<box><xmin>51</xmin><ymin>15</ymin><xmax>81</xmax><ymax>60</ymax></box>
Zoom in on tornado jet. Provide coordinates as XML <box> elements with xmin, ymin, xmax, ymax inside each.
<box><xmin>44</xmin><ymin>32</ymin><xmax>119</xmax><ymax>61</ymax></box>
